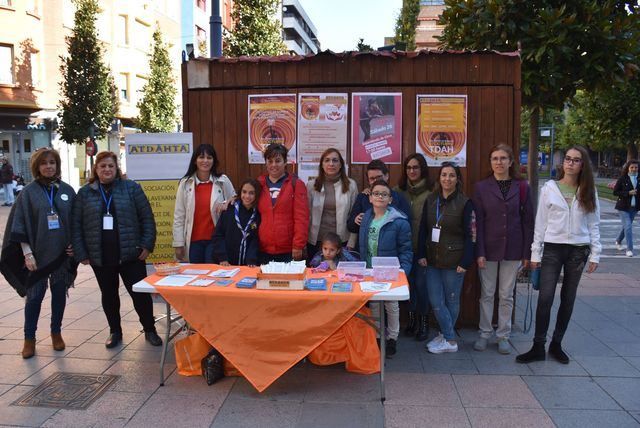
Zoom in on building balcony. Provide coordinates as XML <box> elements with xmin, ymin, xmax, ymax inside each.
<box><xmin>282</xmin><ymin>16</ymin><xmax>319</xmax><ymax>54</ymax></box>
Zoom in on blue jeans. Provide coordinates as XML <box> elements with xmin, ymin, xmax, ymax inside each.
<box><xmin>617</xmin><ymin>209</ymin><xmax>637</xmax><ymax>252</ymax></box>
<box><xmin>426</xmin><ymin>266</ymin><xmax>465</xmax><ymax>340</ymax></box>
<box><xmin>410</xmin><ymin>258</ymin><xmax>431</xmax><ymax>315</ymax></box>
<box><xmin>24</xmin><ymin>273</ymin><xmax>67</xmax><ymax>340</ymax></box>
<box><xmin>189</xmin><ymin>240</ymin><xmax>214</xmax><ymax>263</ymax></box>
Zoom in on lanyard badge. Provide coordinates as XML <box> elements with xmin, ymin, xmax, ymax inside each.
<box><xmin>432</xmin><ymin>196</ymin><xmax>444</xmax><ymax>243</ymax></box>
<box><xmin>42</xmin><ymin>185</ymin><xmax>60</xmax><ymax>230</ymax></box>
<box><xmin>99</xmin><ymin>184</ymin><xmax>114</xmax><ymax>230</ymax></box>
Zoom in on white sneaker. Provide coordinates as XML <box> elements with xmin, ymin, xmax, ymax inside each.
<box><xmin>626</xmin><ymin>250</ymin><xmax>634</xmax><ymax>257</ymax></box>
<box><xmin>426</xmin><ymin>333</ymin><xmax>444</xmax><ymax>350</ymax></box>
<box><xmin>428</xmin><ymin>340</ymin><xmax>458</xmax><ymax>354</ymax></box>
<box><xmin>616</xmin><ymin>241</ymin><xmax>624</xmax><ymax>251</ymax></box>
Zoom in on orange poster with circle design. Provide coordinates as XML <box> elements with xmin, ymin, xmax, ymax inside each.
<box><xmin>248</xmin><ymin>94</ymin><xmax>297</xmax><ymax>164</ymax></box>
<box><xmin>416</xmin><ymin>95</ymin><xmax>467</xmax><ymax>167</ymax></box>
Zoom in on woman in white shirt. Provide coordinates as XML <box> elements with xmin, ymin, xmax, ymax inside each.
<box><xmin>516</xmin><ymin>145</ymin><xmax>601</xmax><ymax>365</ymax></box>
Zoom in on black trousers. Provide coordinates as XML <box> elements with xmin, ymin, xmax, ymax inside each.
<box><xmin>92</xmin><ymin>260</ymin><xmax>156</xmax><ymax>334</ymax></box>
<box><xmin>534</xmin><ymin>243</ymin><xmax>590</xmax><ymax>345</ymax></box>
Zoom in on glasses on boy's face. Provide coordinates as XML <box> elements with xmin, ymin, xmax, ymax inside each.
<box><xmin>564</xmin><ymin>156</ymin><xmax>582</xmax><ymax>164</ymax></box>
<box><xmin>371</xmin><ymin>192</ymin><xmax>390</xmax><ymax>199</ymax></box>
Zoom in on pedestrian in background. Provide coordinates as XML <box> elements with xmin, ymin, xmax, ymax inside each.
<box><xmin>72</xmin><ymin>151</ymin><xmax>162</xmax><ymax>349</ymax></box>
<box><xmin>0</xmin><ymin>148</ymin><xmax>77</xmax><ymax>359</ymax></box>
<box><xmin>256</xmin><ymin>144</ymin><xmax>309</xmax><ymax>263</ymax></box>
<box><xmin>173</xmin><ymin>144</ymin><xmax>236</xmax><ymax>263</ymax></box>
<box><xmin>306</xmin><ymin>148</ymin><xmax>358</xmax><ymax>258</ymax></box>
<box><xmin>473</xmin><ymin>144</ymin><xmax>534</xmax><ymax>355</ymax></box>
<box><xmin>1</xmin><ymin>157</ymin><xmax>15</xmax><ymax>206</ymax></box>
<box><xmin>517</xmin><ymin>145</ymin><xmax>600</xmax><ymax>365</ymax></box>
<box><xmin>417</xmin><ymin>162</ymin><xmax>475</xmax><ymax>354</ymax></box>
<box><xmin>394</xmin><ymin>153</ymin><xmax>432</xmax><ymax>341</ymax></box>
<box><xmin>613</xmin><ymin>159</ymin><xmax>639</xmax><ymax>257</ymax></box>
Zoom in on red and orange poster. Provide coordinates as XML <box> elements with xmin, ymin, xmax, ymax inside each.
<box><xmin>416</xmin><ymin>95</ymin><xmax>468</xmax><ymax>167</ymax></box>
<box><xmin>351</xmin><ymin>93</ymin><xmax>402</xmax><ymax>164</ymax></box>
<box><xmin>248</xmin><ymin>94</ymin><xmax>297</xmax><ymax>164</ymax></box>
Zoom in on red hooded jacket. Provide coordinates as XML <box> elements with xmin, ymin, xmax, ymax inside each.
<box><xmin>257</xmin><ymin>173</ymin><xmax>309</xmax><ymax>255</ymax></box>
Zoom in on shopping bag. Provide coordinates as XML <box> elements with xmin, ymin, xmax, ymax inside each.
<box><xmin>174</xmin><ymin>332</ymin><xmax>212</xmax><ymax>376</ymax></box>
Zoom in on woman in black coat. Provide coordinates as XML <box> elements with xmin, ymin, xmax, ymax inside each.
<box><xmin>613</xmin><ymin>159</ymin><xmax>639</xmax><ymax>257</ymax></box>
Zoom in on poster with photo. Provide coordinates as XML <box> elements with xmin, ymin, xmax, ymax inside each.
<box><xmin>351</xmin><ymin>93</ymin><xmax>402</xmax><ymax>164</ymax></box>
<box><xmin>416</xmin><ymin>95</ymin><xmax>468</xmax><ymax>167</ymax></box>
<box><xmin>297</xmin><ymin>93</ymin><xmax>348</xmax><ymax>164</ymax></box>
<box><xmin>248</xmin><ymin>94</ymin><xmax>297</xmax><ymax>164</ymax></box>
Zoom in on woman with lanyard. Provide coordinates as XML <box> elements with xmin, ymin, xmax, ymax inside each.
<box><xmin>173</xmin><ymin>144</ymin><xmax>236</xmax><ymax>263</ymax></box>
<box><xmin>0</xmin><ymin>148</ymin><xmax>76</xmax><ymax>359</ymax></box>
<box><xmin>417</xmin><ymin>162</ymin><xmax>474</xmax><ymax>354</ymax></box>
<box><xmin>517</xmin><ymin>145</ymin><xmax>600</xmax><ymax>364</ymax></box>
<box><xmin>212</xmin><ymin>179</ymin><xmax>261</xmax><ymax>266</ymax></box>
<box><xmin>306</xmin><ymin>148</ymin><xmax>359</xmax><ymax>258</ymax></box>
<box><xmin>72</xmin><ymin>151</ymin><xmax>161</xmax><ymax>349</ymax></box>
<box><xmin>394</xmin><ymin>153</ymin><xmax>432</xmax><ymax>341</ymax></box>
<box><xmin>472</xmin><ymin>144</ymin><xmax>534</xmax><ymax>355</ymax></box>
<box><xmin>613</xmin><ymin>159</ymin><xmax>639</xmax><ymax>257</ymax></box>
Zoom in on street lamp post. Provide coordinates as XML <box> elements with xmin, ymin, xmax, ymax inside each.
<box><xmin>210</xmin><ymin>0</ymin><xmax>223</xmax><ymax>58</ymax></box>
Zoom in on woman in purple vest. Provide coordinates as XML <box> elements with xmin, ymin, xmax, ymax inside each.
<box><xmin>472</xmin><ymin>144</ymin><xmax>534</xmax><ymax>355</ymax></box>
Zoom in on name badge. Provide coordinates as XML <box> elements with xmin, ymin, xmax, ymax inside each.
<box><xmin>103</xmin><ymin>214</ymin><xmax>114</xmax><ymax>230</ymax></box>
<box><xmin>47</xmin><ymin>214</ymin><xmax>60</xmax><ymax>230</ymax></box>
<box><xmin>431</xmin><ymin>227</ymin><xmax>441</xmax><ymax>243</ymax></box>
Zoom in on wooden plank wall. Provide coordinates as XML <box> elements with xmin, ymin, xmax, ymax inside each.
<box><xmin>182</xmin><ymin>52</ymin><xmax>521</xmax><ymax>327</ymax></box>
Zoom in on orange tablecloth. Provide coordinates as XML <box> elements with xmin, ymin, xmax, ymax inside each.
<box><xmin>151</xmin><ymin>265</ymin><xmax>405</xmax><ymax>392</ymax></box>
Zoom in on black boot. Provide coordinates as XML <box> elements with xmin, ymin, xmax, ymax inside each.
<box><xmin>548</xmin><ymin>341</ymin><xmax>569</xmax><ymax>364</ymax></box>
<box><xmin>515</xmin><ymin>342</ymin><xmax>546</xmax><ymax>363</ymax></box>
<box><xmin>415</xmin><ymin>315</ymin><xmax>429</xmax><ymax>342</ymax></box>
<box><xmin>404</xmin><ymin>311</ymin><xmax>417</xmax><ymax>336</ymax></box>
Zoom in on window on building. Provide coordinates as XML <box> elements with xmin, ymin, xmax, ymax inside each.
<box><xmin>0</xmin><ymin>45</ymin><xmax>14</xmax><ymax>85</ymax></box>
<box><xmin>118</xmin><ymin>73</ymin><xmax>129</xmax><ymax>101</ymax></box>
<box><xmin>23</xmin><ymin>139</ymin><xmax>31</xmax><ymax>153</ymax></box>
<box><xmin>196</xmin><ymin>0</ymin><xmax>206</xmax><ymax>11</ymax></box>
<box><xmin>117</xmin><ymin>15</ymin><xmax>129</xmax><ymax>45</ymax></box>
<box><xmin>134</xmin><ymin>19</ymin><xmax>151</xmax><ymax>51</ymax></box>
<box><xmin>136</xmin><ymin>75</ymin><xmax>147</xmax><ymax>102</ymax></box>
<box><xmin>196</xmin><ymin>25</ymin><xmax>207</xmax><ymax>56</ymax></box>
<box><xmin>30</xmin><ymin>50</ymin><xmax>40</xmax><ymax>87</ymax></box>
<box><xmin>27</xmin><ymin>0</ymin><xmax>38</xmax><ymax>14</ymax></box>
<box><xmin>0</xmin><ymin>0</ymin><xmax>12</xmax><ymax>7</ymax></box>
<box><xmin>420</xmin><ymin>0</ymin><xmax>445</xmax><ymax>5</ymax></box>
<box><xmin>1</xmin><ymin>140</ymin><xmax>9</xmax><ymax>153</ymax></box>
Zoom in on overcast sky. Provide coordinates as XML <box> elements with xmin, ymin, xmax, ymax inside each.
<box><xmin>299</xmin><ymin>0</ymin><xmax>403</xmax><ymax>53</ymax></box>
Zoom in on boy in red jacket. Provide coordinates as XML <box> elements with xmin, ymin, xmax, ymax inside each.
<box><xmin>256</xmin><ymin>144</ymin><xmax>309</xmax><ymax>264</ymax></box>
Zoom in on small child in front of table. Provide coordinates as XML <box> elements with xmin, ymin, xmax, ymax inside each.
<box><xmin>309</xmin><ymin>232</ymin><xmax>358</xmax><ymax>270</ymax></box>
<box><xmin>212</xmin><ymin>179</ymin><xmax>261</xmax><ymax>266</ymax></box>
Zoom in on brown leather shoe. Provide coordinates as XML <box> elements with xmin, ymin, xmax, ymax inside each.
<box><xmin>21</xmin><ymin>339</ymin><xmax>36</xmax><ymax>359</ymax></box>
<box><xmin>51</xmin><ymin>333</ymin><xmax>65</xmax><ymax>351</ymax></box>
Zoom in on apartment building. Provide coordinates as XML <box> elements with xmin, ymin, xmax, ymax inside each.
<box><xmin>415</xmin><ymin>0</ymin><xmax>445</xmax><ymax>50</ymax></box>
<box><xmin>281</xmin><ymin>0</ymin><xmax>319</xmax><ymax>55</ymax></box>
<box><xmin>181</xmin><ymin>0</ymin><xmax>234</xmax><ymax>58</ymax></box>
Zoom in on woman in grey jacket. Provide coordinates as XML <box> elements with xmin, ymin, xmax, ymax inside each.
<box><xmin>72</xmin><ymin>151</ymin><xmax>161</xmax><ymax>349</ymax></box>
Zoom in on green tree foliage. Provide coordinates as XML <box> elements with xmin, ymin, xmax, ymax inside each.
<box><xmin>137</xmin><ymin>28</ymin><xmax>178</xmax><ymax>133</ymax></box>
<box><xmin>58</xmin><ymin>0</ymin><xmax>117</xmax><ymax>145</ymax></box>
<box><xmin>438</xmin><ymin>0</ymin><xmax>639</xmax><ymax>198</ymax></box>
<box><xmin>224</xmin><ymin>0</ymin><xmax>286</xmax><ymax>56</ymax></box>
<box><xmin>356</xmin><ymin>38</ymin><xmax>374</xmax><ymax>52</ymax></box>
<box><xmin>394</xmin><ymin>0</ymin><xmax>420</xmax><ymax>51</ymax></box>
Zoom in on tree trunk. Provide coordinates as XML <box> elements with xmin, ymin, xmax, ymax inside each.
<box><xmin>528</xmin><ymin>107</ymin><xmax>540</xmax><ymax>206</ymax></box>
<box><xmin>627</xmin><ymin>142</ymin><xmax>638</xmax><ymax>161</ymax></box>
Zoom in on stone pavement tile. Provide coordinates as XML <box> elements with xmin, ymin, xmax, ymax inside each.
<box><xmin>105</xmin><ymin>360</ymin><xmax>173</xmax><ymax>394</ymax></box>
<box><xmin>465</xmin><ymin>408</ymin><xmax>554</xmax><ymax>428</ymax></box>
<box><xmin>0</xmin><ymin>338</ymin><xmax>23</xmax><ymax>356</ymax></box>
<box><xmin>127</xmin><ymin>389</ymin><xmax>225</xmax><ymax>428</ymax></box>
<box><xmin>20</xmin><ymin>357</ymin><xmax>116</xmax><ymax>386</ymax></box>
<box><xmin>229</xmin><ymin>368</ymin><xmax>307</xmax><ymax>402</ymax></box>
<box><xmin>420</xmin><ymin>355</ymin><xmax>478</xmax><ymax>375</ymax></box>
<box><xmin>66</xmin><ymin>342</ymin><xmax>123</xmax><ymax>360</ymax></box>
<box><xmin>574</xmin><ymin>356</ymin><xmax>640</xmax><ymax>377</ymax></box>
<box><xmin>41</xmin><ymin>391</ymin><xmax>147</xmax><ymax>428</ymax></box>
<box><xmin>64</xmin><ymin>310</ymin><xmax>112</xmax><ymax>330</ymax></box>
<box><xmin>0</xmin><ymin>354</ymin><xmax>55</xmax><ymax>384</ymax></box>
<box><xmin>547</xmin><ymin>409</ymin><xmax>640</xmax><ymax>428</ymax></box>
<box><xmin>595</xmin><ymin>377</ymin><xmax>640</xmax><ymax>411</ymax></box>
<box><xmin>0</xmin><ymin>385</ymin><xmax>58</xmax><ymax>426</ymax></box>
<box><xmin>0</xmin><ymin>384</ymin><xmax>13</xmax><ymax>397</ymax></box>
<box><xmin>605</xmin><ymin>341</ymin><xmax>640</xmax><ymax>357</ymax></box>
<box><xmin>523</xmin><ymin>376</ymin><xmax>621</xmax><ymax>410</ymax></box>
<box><xmin>0</xmin><ymin>309</ymin><xmax>25</xmax><ymax>328</ymax></box>
<box><xmin>384</xmin><ymin>373</ymin><xmax>461</xmax><ymax>407</ymax></box>
<box><xmin>156</xmin><ymin>370</ymin><xmax>235</xmax><ymax>398</ymax></box>
<box><xmin>471</xmin><ymin>354</ymin><xmax>534</xmax><ymax>375</ymax></box>
<box><xmin>384</xmin><ymin>405</ymin><xmax>470</xmax><ymax>428</ymax></box>
<box><xmin>624</xmin><ymin>357</ymin><xmax>640</xmax><ymax>371</ymax></box>
<box><xmin>36</xmin><ymin>328</ymin><xmax>98</xmax><ymax>347</ymax></box>
<box><xmin>304</xmin><ymin>370</ymin><xmax>381</xmax><ymax>404</ymax></box>
<box><xmin>298</xmin><ymin>402</ymin><xmax>383</xmax><ymax>428</ymax></box>
<box><xmin>632</xmin><ymin>411</ymin><xmax>640</xmax><ymax>424</ymax></box>
<box><xmin>525</xmin><ymin>360</ymin><xmax>589</xmax><ymax>376</ymax></box>
<box><xmin>453</xmin><ymin>375</ymin><xmax>541</xmax><ymax>409</ymax></box>
<box><xmin>211</xmin><ymin>398</ymin><xmax>302</xmax><ymax>428</ymax></box>
<box><xmin>113</xmin><ymin>347</ymin><xmax>175</xmax><ymax>364</ymax></box>
<box><xmin>58</xmin><ymin>302</ymin><xmax>99</xmax><ymax>320</ymax></box>
<box><xmin>384</xmin><ymin>348</ymin><xmax>424</xmax><ymax>373</ymax></box>
<box><xmin>561</xmin><ymin>332</ymin><xmax>618</xmax><ymax>357</ymax></box>
<box><xmin>0</xmin><ymin>326</ymin><xmax>18</xmax><ymax>339</ymax></box>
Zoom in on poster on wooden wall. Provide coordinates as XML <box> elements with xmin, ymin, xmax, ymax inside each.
<box><xmin>297</xmin><ymin>93</ymin><xmax>348</xmax><ymax>163</ymax></box>
<box><xmin>416</xmin><ymin>95</ymin><xmax>468</xmax><ymax>167</ymax></box>
<box><xmin>248</xmin><ymin>94</ymin><xmax>297</xmax><ymax>164</ymax></box>
<box><xmin>351</xmin><ymin>93</ymin><xmax>402</xmax><ymax>164</ymax></box>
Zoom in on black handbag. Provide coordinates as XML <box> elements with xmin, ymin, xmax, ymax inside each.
<box><xmin>201</xmin><ymin>348</ymin><xmax>224</xmax><ymax>385</ymax></box>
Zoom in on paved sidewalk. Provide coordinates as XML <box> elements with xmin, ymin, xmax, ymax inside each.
<box><xmin>0</xmin><ymin>203</ymin><xmax>639</xmax><ymax>427</ymax></box>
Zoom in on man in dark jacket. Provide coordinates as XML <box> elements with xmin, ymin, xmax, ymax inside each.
<box><xmin>0</xmin><ymin>157</ymin><xmax>15</xmax><ymax>206</ymax></box>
